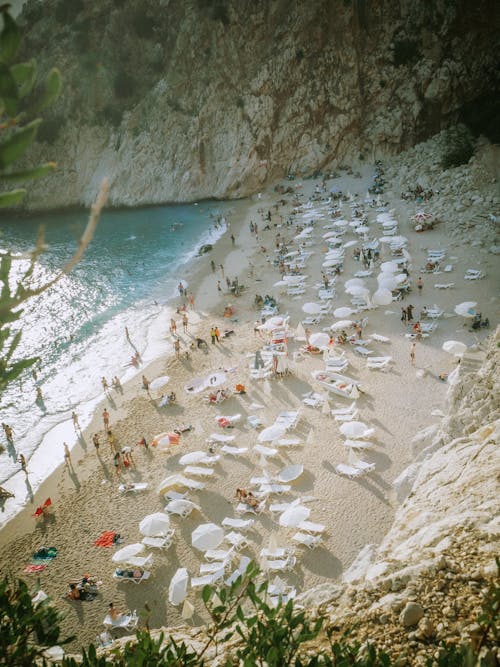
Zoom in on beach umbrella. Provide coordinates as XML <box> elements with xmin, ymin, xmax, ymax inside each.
<box><xmin>340</xmin><ymin>421</ymin><xmax>371</xmax><ymax>438</ymax></box>
<box><xmin>112</xmin><ymin>543</ymin><xmax>145</xmax><ymax>563</ymax></box>
<box><xmin>295</xmin><ymin>322</ymin><xmax>306</xmax><ymax>340</ymax></box>
<box><xmin>157</xmin><ymin>474</ymin><xmax>191</xmax><ymax>494</ymax></box>
<box><xmin>191</xmin><ymin>523</ymin><xmax>224</xmax><ymax>552</ymax></box>
<box><xmin>380</xmin><ymin>261</ymin><xmax>399</xmax><ymax>273</ymax></box>
<box><xmin>169</xmin><ymin>568</ymin><xmax>189</xmax><ymax>605</ymax></box>
<box><xmin>182</xmin><ymin>600</ymin><xmax>195</xmax><ymax>619</ymax></box>
<box><xmin>394</xmin><ymin>273</ymin><xmax>407</xmax><ymax>284</ymax></box>
<box><xmin>309</xmin><ymin>332</ymin><xmax>330</xmax><ymax>349</ymax></box>
<box><xmin>333</xmin><ymin>306</ymin><xmax>355</xmax><ymax>318</ymax></box>
<box><xmin>345</xmin><ymin>285</ymin><xmax>369</xmax><ymax>297</ymax></box>
<box><xmin>302</xmin><ymin>302</ymin><xmax>322</xmax><ymax>314</ymax></box>
<box><xmin>165</xmin><ymin>499</ymin><xmax>201</xmax><ymax>515</ymax></box>
<box><xmin>333</xmin><ymin>219</ymin><xmax>349</xmax><ymax>227</ymax></box>
<box><xmin>206</xmin><ymin>371</ymin><xmax>227</xmax><ymax>387</ymax></box>
<box><xmin>258</xmin><ymin>424</ymin><xmax>287</xmax><ymax>442</ymax></box>
<box><xmin>278</xmin><ymin>464</ymin><xmax>304</xmax><ymax>483</ymax></box>
<box><xmin>345</xmin><ymin>278</ymin><xmax>365</xmax><ymax>289</ymax></box>
<box><xmin>260</xmin><ymin>316</ymin><xmax>287</xmax><ymax>331</ymax></box>
<box><xmin>372</xmin><ymin>289</ymin><xmax>393</xmax><ymax>306</ymax></box>
<box><xmin>354</xmin><ymin>225</ymin><xmax>370</xmax><ymax>235</ymax></box>
<box><xmin>149</xmin><ymin>375</ymin><xmax>170</xmax><ymax>391</ymax></box>
<box><xmin>32</xmin><ymin>590</ymin><xmax>49</xmax><ymax>605</ymax></box>
<box><xmin>184</xmin><ymin>377</ymin><xmax>207</xmax><ymax>394</ymax></box>
<box><xmin>442</xmin><ymin>340</ymin><xmax>467</xmax><ymax>357</ymax></box>
<box><xmin>139</xmin><ymin>512</ymin><xmax>171</xmax><ymax>537</ymax></box>
<box><xmin>454</xmin><ymin>301</ymin><xmax>477</xmax><ymax>318</ymax></box>
<box><xmin>350</xmin><ymin>385</ymin><xmax>360</xmax><ymax>399</ymax></box>
<box><xmin>330</xmin><ymin>319</ymin><xmax>353</xmax><ymax>331</ymax></box>
<box><xmin>378</xmin><ymin>276</ymin><xmax>397</xmax><ymax>290</ymax></box>
<box><xmin>322</xmin><ymin>258</ymin><xmax>342</xmax><ymax>268</ymax></box>
<box><xmin>279</xmin><ymin>505</ymin><xmax>310</xmax><ymax>527</ymax></box>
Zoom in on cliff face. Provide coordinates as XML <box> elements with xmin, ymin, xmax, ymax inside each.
<box><xmin>18</xmin><ymin>0</ymin><xmax>499</xmax><ymax>209</ymax></box>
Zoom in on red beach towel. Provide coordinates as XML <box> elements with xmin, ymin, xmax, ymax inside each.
<box><xmin>94</xmin><ymin>531</ymin><xmax>117</xmax><ymax>547</ymax></box>
<box><xmin>24</xmin><ymin>564</ymin><xmax>47</xmax><ymax>573</ymax></box>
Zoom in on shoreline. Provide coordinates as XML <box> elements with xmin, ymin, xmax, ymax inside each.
<box><xmin>0</xmin><ymin>157</ymin><xmax>497</xmax><ymax>649</ymax></box>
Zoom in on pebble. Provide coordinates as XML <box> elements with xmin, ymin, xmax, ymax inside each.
<box><xmin>400</xmin><ymin>601</ymin><xmax>424</xmax><ymax>627</ymax></box>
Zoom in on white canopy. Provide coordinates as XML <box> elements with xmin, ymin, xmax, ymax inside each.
<box><xmin>169</xmin><ymin>568</ymin><xmax>189</xmax><ymax>605</ymax></box>
<box><xmin>279</xmin><ymin>505</ymin><xmax>310</xmax><ymax>527</ymax></box>
<box><xmin>112</xmin><ymin>543</ymin><xmax>145</xmax><ymax>564</ymax></box>
<box><xmin>139</xmin><ymin>512</ymin><xmax>171</xmax><ymax>537</ymax></box>
<box><xmin>191</xmin><ymin>523</ymin><xmax>224</xmax><ymax>552</ymax></box>
<box><xmin>330</xmin><ymin>319</ymin><xmax>353</xmax><ymax>331</ymax></box>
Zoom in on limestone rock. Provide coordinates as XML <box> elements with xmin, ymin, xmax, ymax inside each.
<box><xmin>401</xmin><ymin>602</ymin><xmax>425</xmax><ymax>627</ymax></box>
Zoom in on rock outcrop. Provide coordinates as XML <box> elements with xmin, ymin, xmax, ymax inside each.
<box><xmin>17</xmin><ymin>0</ymin><xmax>499</xmax><ymax>209</ymax></box>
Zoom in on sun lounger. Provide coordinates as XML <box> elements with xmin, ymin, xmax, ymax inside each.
<box><xmin>302</xmin><ymin>392</ymin><xmax>325</xmax><ymax>408</ymax></box>
<box><xmin>235</xmin><ymin>502</ymin><xmax>265</xmax><ymax>516</ymax></box>
<box><xmin>331</xmin><ymin>402</ymin><xmax>357</xmax><ymax>415</ymax></box>
<box><xmin>464</xmin><ymin>269</ymin><xmax>484</xmax><ymax>280</ymax></box>
<box><xmin>370</xmin><ymin>333</ymin><xmax>390</xmax><ymax>343</ymax></box>
<box><xmin>205</xmin><ymin>548</ymin><xmax>236</xmax><ymax>562</ymax></box>
<box><xmin>118</xmin><ymin>483</ymin><xmax>148</xmax><ymax>494</ymax></box>
<box><xmin>444</xmin><ymin>264</ymin><xmax>453</xmax><ymax>272</ymax></box>
<box><xmin>274</xmin><ymin>437</ymin><xmax>302</xmax><ymax>448</ymax></box>
<box><xmin>351</xmin><ymin>459</ymin><xmax>375</xmax><ymax>473</ymax></box>
<box><xmin>206</xmin><ymin>433</ymin><xmax>235</xmax><ymax>444</ymax></box>
<box><xmin>263</xmin><ymin>555</ymin><xmax>296</xmax><ymax>572</ymax></box>
<box><xmin>260</xmin><ymin>546</ymin><xmax>294</xmax><ymax>559</ymax></box>
<box><xmin>221</xmin><ymin>445</ymin><xmax>248</xmax><ymax>456</ymax></box>
<box><xmin>425</xmin><ymin>308</ymin><xmax>443</xmax><ymax>319</ymax></box>
<box><xmin>215</xmin><ymin>414</ymin><xmax>242</xmax><ymax>425</ymax></box>
<box><xmin>225</xmin><ymin>556</ymin><xmax>252</xmax><ymax>586</ymax></box>
<box><xmin>164</xmin><ymin>500</ymin><xmax>202</xmax><ymax>517</ymax></box>
<box><xmin>343</xmin><ymin>439</ymin><xmax>373</xmax><ymax>450</ymax></box>
<box><xmin>335</xmin><ymin>463</ymin><xmax>364</xmax><ymax>478</ymax></box>
<box><xmin>334</xmin><ymin>410</ymin><xmax>359</xmax><ymax>422</ymax></box>
<box><xmin>297</xmin><ymin>521</ymin><xmax>325</xmax><ymax>534</ymax></box>
<box><xmin>258</xmin><ymin>483</ymin><xmax>291</xmax><ymax>496</ymax></box>
<box><xmin>103</xmin><ymin>609</ymin><xmax>139</xmax><ymax>629</ymax></box>
<box><xmin>434</xmin><ymin>283</ymin><xmax>454</xmax><ymax>289</ymax></box>
<box><xmin>276</xmin><ymin>410</ymin><xmax>300</xmax><ymax>429</ymax></box>
<box><xmin>164</xmin><ymin>490</ymin><xmax>190</xmax><ymax>501</ymax></box>
<box><xmin>302</xmin><ymin>316</ymin><xmax>322</xmax><ymax>325</ymax></box>
<box><xmin>224</xmin><ymin>531</ymin><xmax>249</xmax><ymax>550</ymax></box>
<box><xmin>183</xmin><ymin>466</ymin><xmax>215</xmax><ymax>478</ymax></box>
<box><xmin>191</xmin><ymin>573</ymin><xmax>217</xmax><ymax>588</ymax></box>
<box><xmin>367</xmin><ymin>356</ymin><xmax>392</xmax><ymax>370</ymax></box>
<box><xmin>113</xmin><ymin>569</ymin><xmax>151</xmax><ymax>585</ymax></box>
<box><xmin>354</xmin><ymin>346</ymin><xmax>373</xmax><ymax>357</ymax></box>
<box><xmin>141</xmin><ymin>534</ymin><xmax>174</xmax><ymax>550</ymax></box>
<box><xmin>221</xmin><ymin>517</ymin><xmax>254</xmax><ymax>531</ymax></box>
<box><xmin>254</xmin><ymin>444</ymin><xmax>278</xmax><ymax>458</ymax></box>
<box><xmin>247</xmin><ymin>415</ymin><xmax>264</xmax><ymax>428</ymax></box>
<box><xmin>200</xmin><ymin>560</ymin><xmax>232</xmax><ymax>574</ymax></box>
<box><xmin>292</xmin><ymin>532</ymin><xmax>323</xmax><ymax>549</ymax></box>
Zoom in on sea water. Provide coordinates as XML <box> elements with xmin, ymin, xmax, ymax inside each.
<box><xmin>0</xmin><ymin>201</ymin><xmax>232</xmax><ymax>521</ymax></box>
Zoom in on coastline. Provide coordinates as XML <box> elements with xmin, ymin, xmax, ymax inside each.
<box><xmin>0</xmin><ymin>164</ymin><xmax>497</xmax><ymax>650</ymax></box>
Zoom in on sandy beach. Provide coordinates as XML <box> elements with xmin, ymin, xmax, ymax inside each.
<box><xmin>0</xmin><ymin>159</ymin><xmax>497</xmax><ymax>651</ymax></box>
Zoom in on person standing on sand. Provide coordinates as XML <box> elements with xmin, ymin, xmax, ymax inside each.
<box><xmin>211</xmin><ymin>260</ymin><xmax>216</xmax><ymax>273</ymax></box>
<box><xmin>214</xmin><ymin>326</ymin><xmax>220</xmax><ymax>343</ymax></box>
<box><xmin>113</xmin><ymin>452</ymin><xmax>121</xmax><ymax>477</ymax></box>
<box><xmin>407</xmin><ymin>304</ymin><xmax>414</xmax><ymax>322</ymax></box>
<box><xmin>36</xmin><ymin>386</ymin><xmax>43</xmax><ymax>402</ymax></box>
<box><xmin>102</xmin><ymin>408</ymin><xmax>110</xmax><ymax>430</ymax></box>
<box><xmin>217</xmin><ymin>280</ymin><xmax>222</xmax><ymax>293</ymax></box>
<box><xmin>18</xmin><ymin>453</ymin><xmax>27</xmax><ymax>472</ymax></box>
<box><xmin>2</xmin><ymin>423</ymin><xmax>13</xmax><ymax>443</ymax></box>
<box><xmin>101</xmin><ymin>377</ymin><xmax>110</xmax><ymax>394</ymax></box>
<box><xmin>210</xmin><ymin>327</ymin><xmax>216</xmax><ymax>344</ymax></box>
<box><xmin>401</xmin><ymin>306</ymin><xmax>407</xmax><ymax>322</ymax></box>
<box><xmin>170</xmin><ymin>318</ymin><xmax>177</xmax><ymax>335</ymax></box>
<box><xmin>92</xmin><ymin>433</ymin><xmax>100</xmax><ymax>453</ymax></box>
<box><xmin>182</xmin><ymin>313</ymin><xmax>188</xmax><ymax>332</ymax></box>
<box><xmin>410</xmin><ymin>342</ymin><xmax>416</xmax><ymax>365</ymax></box>
<box><xmin>112</xmin><ymin>376</ymin><xmax>121</xmax><ymax>391</ymax></box>
<box><xmin>107</xmin><ymin>429</ymin><xmax>117</xmax><ymax>452</ymax></box>
<box><xmin>142</xmin><ymin>375</ymin><xmax>150</xmax><ymax>393</ymax></box>
<box><xmin>174</xmin><ymin>338</ymin><xmax>181</xmax><ymax>358</ymax></box>
<box><xmin>71</xmin><ymin>411</ymin><xmax>80</xmax><ymax>432</ymax></box>
<box><xmin>188</xmin><ymin>293</ymin><xmax>195</xmax><ymax>309</ymax></box>
<box><xmin>417</xmin><ymin>276</ymin><xmax>423</xmax><ymax>292</ymax></box>
<box><xmin>63</xmin><ymin>442</ymin><xmax>71</xmax><ymax>467</ymax></box>
<box><xmin>231</xmin><ymin>233</ymin><xmax>235</xmax><ymax>245</ymax></box>
<box><xmin>220</xmin><ymin>264</ymin><xmax>224</xmax><ymax>278</ymax></box>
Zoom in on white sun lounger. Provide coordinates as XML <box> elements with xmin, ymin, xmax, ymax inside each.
<box><xmin>464</xmin><ymin>269</ymin><xmax>484</xmax><ymax>280</ymax></box>
<box><xmin>292</xmin><ymin>532</ymin><xmax>323</xmax><ymax>549</ymax></box>
<box><xmin>354</xmin><ymin>346</ymin><xmax>373</xmax><ymax>357</ymax></box>
<box><xmin>260</xmin><ymin>546</ymin><xmax>294</xmax><ymax>559</ymax></box>
<box><xmin>254</xmin><ymin>444</ymin><xmax>278</xmax><ymax>458</ymax></box>
<box><xmin>141</xmin><ymin>532</ymin><xmax>174</xmax><ymax>550</ymax></box>
<box><xmin>334</xmin><ymin>410</ymin><xmax>359</xmax><ymax>422</ymax></box>
<box><xmin>274</xmin><ymin>438</ymin><xmax>302</xmax><ymax>448</ymax></box>
<box><xmin>221</xmin><ymin>517</ymin><xmax>254</xmax><ymax>531</ymax></box>
<box><xmin>343</xmin><ymin>439</ymin><xmax>373</xmax><ymax>450</ymax></box>
<box><xmin>331</xmin><ymin>402</ymin><xmax>357</xmax><ymax>416</ymax></box>
<box><xmin>224</xmin><ymin>531</ymin><xmax>249</xmax><ymax>550</ymax></box>
<box><xmin>276</xmin><ymin>411</ymin><xmax>300</xmax><ymax>429</ymax></box>
<box><xmin>370</xmin><ymin>333</ymin><xmax>390</xmax><ymax>343</ymax></box>
<box><xmin>118</xmin><ymin>483</ymin><xmax>148</xmax><ymax>493</ymax></box>
<box><xmin>183</xmin><ymin>466</ymin><xmax>215</xmax><ymax>478</ymax></box>
<box><xmin>113</xmin><ymin>570</ymin><xmax>151</xmax><ymax>585</ymax></box>
<box><xmin>235</xmin><ymin>502</ymin><xmax>265</xmax><ymax>516</ymax></box>
<box><xmin>297</xmin><ymin>520</ymin><xmax>325</xmax><ymax>534</ymax></box>
<box><xmin>367</xmin><ymin>356</ymin><xmax>392</xmax><ymax>370</ymax></box>
<box><xmin>225</xmin><ymin>556</ymin><xmax>252</xmax><ymax>586</ymax></box>
<box><xmin>207</xmin><ymin>433</ymin><xmax>235</xmax><ymax>443</ymax></box>
<box><xmin>164</xmin><ymin>490</ymin><xmax>190</xmax><ymax>501</ymax></box>
<box><xmin>200</xmin><ymin>560</ymin><xmax>232</xmax><ymax>574</ymax></box>
<box><xmin>258</xmin><ymin>483</ymin><xmax>291</xmax><ymax>496</ymax></box>
<box><xmin>335</xmin><ymin>463</ymin><xmax>364</xmax><ymax>478</ymax></box>
<box><xmin>247</xmin><ymin>415</ymin><xmax>264</xmax><ymax>428</ymax></box>
<box><xmin>191</xmin><ymin>570</ymin><xmax>224</xmax><ymax>588</ymax></box>
<box><xmin>434</xmin><ymin>283</ymin><xmax>454</xmax><ymax>289</ymax></box>
<box><xmin>221</xmin><ymin>445</ymin><xmax>248</xmax><ymax>456</ymax></box>
<box><xmin>263</xmin><ymin>555</ymin><xmax>296</xmax><ymax>572</ymax></box>
<box><xmin>103</xmin><ymin>609</ymin><xmax>139</xmax><ymax>629</ymax></box>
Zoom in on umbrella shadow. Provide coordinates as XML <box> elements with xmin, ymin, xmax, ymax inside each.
<box><xmin>369</xmin><ymin>418</ymin><xmax>393</xmax><ymax>436</ymax></box>
<box><xmin>366</xmin><ymin>451</ymin><xmax>392</xmax><ymax>474</ymax></box>
<box><xmin>354</xmin><ymin>476</ymin><xmax>390</xmax><ymax>504</ymax></box>
<box><xmin>291</xmin><ymin>470</ymin><xmax>316</xmax><ymax>494</ymax></box>
<box><xmin>301</xmin><ymin>548</ymin><xmax>343</xmax><ymax>579</ymax></box>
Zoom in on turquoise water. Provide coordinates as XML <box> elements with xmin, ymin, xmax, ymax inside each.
<box><xmin>0</xmin><ymin>202</ymin><xmax>231</xmax><ymax>489</ymax></box>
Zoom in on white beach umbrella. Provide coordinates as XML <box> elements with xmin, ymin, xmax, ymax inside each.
<box><xmin>112</xmin><ymin>543</ymin><xmax>145</xmax><ymax>563</ymax></box>
<box><xmin>295</xmin><ymin>322</ymin><xmax>306</xmax><ymax>340</ymax></box>
<box><xmin>191</xmin><ymin>523</ymin><xmax>224</xmax><ymax>552</ymax></box>
<box><xmin>343</xmin><ymin>240</ymin><xmax>357</xmax><ymax>248</ymax></box>
<box><xmin>273</xmin><ymin>280</ymin><xmax>288</xmax><ymax>287</ymax></box>
<box><xmin>333</xmin><ymin>219</ymin><xmax>349</xmax><ymax>227</ymax></box>
<box><xmin>333</xmin><ymin>306</ymin><xmax>355</xmax><ymax>318</ymax></box>
<box><xmin>340</xmin><ymin>421</ymin><xmax>371</xmax><ymax>438</ymax></box>
<box><xmin>454</xmin><ymin>301</ymin><xmax>477</xmax><ymax>318</ymax></box>
<box><xmin>278</xmin><ymin>464</ymin><xmax>304</xmax><ymax>483</ymax></box>
<box><xmin>345</xmin><ymin>285</ymin><xmax>369</xmax><ymax>297</ymax></box>
<box><xmin>309</xmin><ymin>332</ymin><xmax>330</xmax><ymax>349</ymax></box>
<box><xmin>344</xmin><ymin>278</ymin><xmax>365</xmax><ymax>289</ymax></box>
<box><xmin>372</xmin><ymin>288</ymin><xmax>393</xmax><ymax>306</ymax></box>
<box><xmin>322</xmin><ymin>258</ymin><xmax>342</xmax><ymax>268</ymax></box>
<box><xmin>179</xmin><ymin>451</ymin><xmax>211</xmax><ymax>465</ymax></box>
<box><xmin>182</xmin><ymin>600</ymin><xmax>195</xmax><ymax>619</ymax></box>
<box><xmin>258</xmin><ymin>424</ymin><xmax>287</xmax><ymax>442</ymax></box>
<box><xmin>157</xmin><ymin>475</ymin><xmax>196</xmax><ymax>494</ymax></box>
<box><xmin>279</xmin><ymin>505</ymin><xmax>310</xmax><ymax>527</ymax></box>
<box><xmin>302</xmin><ymin>302</ymin><xmax>322</xmax><ymax>314</ymax></box>
<box><xmin>442</xmin><ymin>340</ymin><xmax>467</xmax><ymax>357</ymax></box>
<box><xmin>165</xmin><ymin>499</ymin><xmax>201</xmax><ymax>515</ymax></box>
<box><xmin>354</xmin><ymin>225</ymin><xmax>370</xmax><ymax>234</ymax></box>
<box><xmin>378</xmin><ymin>276</ymin><xmax>398</xmax><ymax>290</ymax></box>
<box><xmin>139</xmin><ymin>512</ymin><xmax>171</xmax><ymax>537</ymax></box>
<box><xmin>330</xmin><ymin>319</ymin><xmax>354</xmax><ymax>331</ymax></box>
<box><xmin>32</xmin><ymin>591</ymin><xmax>49</xmax><ymax>605</ymax></box>
<box><xmin>380</xmin><ymin>261</ymin><xmax>399</xmax><ymax>273</ymax></box>
<box><xmin>260</xmin><ymin>316</ymin><xmax>287</xmax><ymax>330</ymax></box>
<box><xmin>149</xmin><ymin>375</ymin><xmax>170</xmax><ymax>391</ymax></box>
<box><xmin>169</xmin><ymin>568</ymin><xmax>189</xmax><ymax>605</ymax></box>
<box><xmin>184</xmin><ymin>377</ymin><xmax>207</xmax><ymax>394</ymax></box>
<box><xmin>394</xmin><ymin>273</ymin><xmax>407</xmax><ymax>284</ymax></box>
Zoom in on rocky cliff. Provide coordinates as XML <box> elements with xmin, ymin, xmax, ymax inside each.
<box><xmin>17</xmin><ymin>0</ymin><xmax>499</xmax><ymax>209</ymax></box>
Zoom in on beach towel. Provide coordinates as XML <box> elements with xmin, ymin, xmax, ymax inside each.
<box><xmin>32</xmin><ymin>547</ymin><xmax>57</xmax><ymax>561</ymax></box>
<box><xmin>24</xmin><ymin>564</ymin><xmax>47</xmax><ymax>573</ymax></box>
<box><xmin>94</xmin><ymin>531</ymin><xmax>123</xmax><ymax>547</ymax></box>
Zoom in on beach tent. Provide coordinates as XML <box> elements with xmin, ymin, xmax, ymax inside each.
<box><xmin>169</xmin><ymin>568</ymin><xmax>189</xmax><ymax>605</ymax></box>
<box><xmin>191</xmin><ymin>523</ymin><xmax>224</xmax><ymax>552</ymax></box>
<box><xmin>139</xmin><ymin>513</ymin><xmax>171</xmax><ymax>537</ymax></box>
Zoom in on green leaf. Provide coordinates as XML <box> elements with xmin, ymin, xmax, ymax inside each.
<box><xmin>0</xmin><ymin>10</ymin><xmax>21</xmax><ymax>64</ymax></box>
<box><xmin>0</xmin><ymin>188</ymin><xmax>26</xmax><ymax>207</ymax></box>
<box><xmin>11</xmin><ymin>59</ymin><xmax>36</xmax><ymax>98</ymax></box>
<box><xmin>33</xmin><ymin>67</ymin><xmax>61</xmax><ymax>112</ymax></box>
<box><xmin>0</xmin><ymin>118</ymin><xmax>41</xmax><ymax>169</ymax></box>
<box><xmin>0</xmin><ymin>62</ymin><xmax>18</xmax><ymax>115</ymax></box>
<box><xmin>1</xmin><ymin>162</ymin><xmax>56</xmax><ymax>181</ymax></box>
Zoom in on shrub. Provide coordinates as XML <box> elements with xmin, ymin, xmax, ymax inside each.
<box><xmin>212</xmin><ymin>4</ymin><xmax>230</xmax><ymax>25</ymax></box>
<box><xmin>459</xmin><ymin>93</ymin><xmax>500</xmax><ymax>143</ymax></box>
<box><xmin>36</xmin><ymin>114</ymin><xmax>66</xmax><ymax>144</ymax></box>
<box><xmin>114</xmin><ymin>70</ymin><xmax>135</xmax><ymax>98</ymax></box>
<box><xmin>441</xmin><ymin>126</ymin><xmax>475</xmax><ymax>169</ymax></box>
<box><xmin>101</xmin><ymin>105</ymin><xmax>123</xmax><ymax>127</ymax></box>
<box><xmin>130</xmin><ymin>11</ymin><xmax>155</xmax><ymax>38</ymax></box>
<box><xmin>55</xmin><ymin>0</ymin><xmax>84</xmax><ymax>24</ymax></box>
<box><xmin>393</xmin><ymin>38</ymin><xmax>420</xmax><ymax>67</ymax></box>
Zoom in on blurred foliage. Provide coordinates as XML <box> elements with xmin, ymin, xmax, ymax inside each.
<box><xmin>459</xmin><ymin>93</ymin><xmax>500</xmax><ymax>143</ymax></box>
<box><xmin>441</xmin><ymin>125</ymin><xmax>475</xmax><ymax>169</ymax></box>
